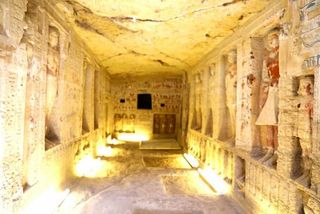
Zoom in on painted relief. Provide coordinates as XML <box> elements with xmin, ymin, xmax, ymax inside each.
<box><xmin>153</xmin><ymin>114</ymin><xmax>160</xmax><ymax>133</ymax></box>
<box><xmin>297</xmin><ymin>0</ymin><xmax>320</xmax><ymax>75</ymax></box>
<box><xmin>166</xmin><ymin>114</ymin><xmax>176</xmax><ymax>134</ymax></box>
<box><xmin>299</xmin><ymin>0</ymin><xmax>320</xmax><ymax>48</ymax></box>
<box><xmin>295</xmin><ymin>76</ymin><xmax>314</xmax><ymax>186</ymax></box>
<box><xmin>153</xmin><ymin>114</ymin><xmax>176</xmax><ymax>135</ymax></box>
<box><xmin>256</xmin><ymin>30</ymin><xmax>280</xmax><ymax>166</ymax></box>
<box><xmin>225</xmin><ymin>50</ymin><xmax>237</xmax><ymax>141</ymax></box>
<box><xmin>45</xmin><ymin>25</ymin><xmax>60</xmax><ymax>140</ymax></box>
<box><xmin>113</xmin><ymin>78</ymin><xmax>181</xmax><ymax>113</ymax></box>
<box><xmin>114</xmin><ymin>113</ymin><xmax>136</xmax><ymax>133</ymax></box>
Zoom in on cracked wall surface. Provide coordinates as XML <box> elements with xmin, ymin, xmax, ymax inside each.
<box><xmin>51</xmin><ymin>0</ymin><xmax>274</xmax><ymax>76</ymax></box>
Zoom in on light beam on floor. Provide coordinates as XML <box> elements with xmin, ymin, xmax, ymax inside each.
<box><xmin>198</xmin><ymin>168</ymin><xmax>230</xmax><ymax>195</ymax></box>
<box><xmin>183</xmin><ymin>153</ymin><xmax>200</xmax><ymax>168</ymax></box>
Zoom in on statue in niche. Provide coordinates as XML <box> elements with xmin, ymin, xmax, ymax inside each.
<box><xmin>295</xmin><ymin>76</ymin><xmax>314</xmax><ymax>186</ymax></box>
<box><xmin>195</xmin><ymin>73</ymin><xmax>202</xmax><ymax>131</ymax></box>
<box><xmin>114</xmin><ymin>114</ymin><xmax>122</xmax><ymax>132</ymax></box>
<box><xmin>128</xmin><ymin>114</ymin><xmax>135</xmax><ymax>133</ymax></box>
<box><xmin>256</xmin><ymin>30</ymin><xmax>280</xmax><ymax>166</ymax></box>
<box><xmin>225</xmin><ymin>50</ymin><xmax>237</xmax><ymax>142</ymax></box>
<box><xmin>122</xmin><ymin>113</ymin><xmax>128</xmax><ymax>132</ymax></box>
<box><xmin>205</xmin><ymin>108</ymin><xmax>213</xmax><ymax>137</ymax></box>
<box><xmin>45</xmin><ymin>26</ymin><xmax>60</xmax><ymax>139</ymax></box>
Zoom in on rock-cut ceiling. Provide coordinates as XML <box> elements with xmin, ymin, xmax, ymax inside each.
<box><xmin>55</xmin><ymin>0</ymin><xmax>273</xmax><ymax>76</ymax></box>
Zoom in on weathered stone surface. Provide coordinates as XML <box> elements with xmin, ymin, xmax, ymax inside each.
<box><xmin>2</xmin><ymin>0</ymin><xmax>320</xmax><ymax>214</ymax></box>
<box><xmin>50</xmin><ymin>0</ymin><xmax>274</xmax><ymax>76</ymax></box>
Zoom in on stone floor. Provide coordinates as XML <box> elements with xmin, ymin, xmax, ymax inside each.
<box><xmin>140</xmin><ymin>139</ymin><xmax>181</xmax><ymax>150</ymax></box>
<box><xmin>57</xmin><ymin>142</ymin><xmax>245</xmax><ymax>214</ymax></box>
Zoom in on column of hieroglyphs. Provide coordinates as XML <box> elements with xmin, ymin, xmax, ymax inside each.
<box><xmin>0</xmin><ymin>0</ymin><xmax>27</xmax><ymax>212</ymax></box>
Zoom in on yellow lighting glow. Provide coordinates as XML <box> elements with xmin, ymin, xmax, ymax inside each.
<box><xmin>20</xmin><ymin>187</ymin><xmax>70</xmax><ymax>214</ymax></box>
<box><xmin>106</xmin><ymin>136</ymin><xmax>124</xmax><ymax>145</ymax></box>
<box><xmin>74</xmin><ymin>155</ymin><xmax>103</xmax><ymax>178</ymax></box>
<box><xmin>198</xmin><ymin>167</ymin><xmax>230</xmax><ymax>195</ymax></box>
<box><xmin>97</xmin><ymin>145</ymin><xmax>113</xmax><ymax>157</ymax></box>
<box><xmin>183</xmin><ymin>153</ymin><xmax>199</xmax><ymax>168</ymax></box>
<box><xmin>106</xmin><ymin>134</ymin><xmax>112</xmax><ymax>143</ymax></box>
<box><xmin>111</xmin><ymin>138</ymin><xmax>119</xmax><ymax>144</ymax></box>
<box><xmin>117</xmin><ymin>133</ymin><xmax>150</xmax><ymax>142</ymax></box>
<box><xmin>106</xmin><ymin>135</ymin><xmax>118</xmax><ymax>144</ymax></box>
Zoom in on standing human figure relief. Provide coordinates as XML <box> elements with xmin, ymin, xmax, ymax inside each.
<box><xmin>256</xmin><ymin>30</ymin><xmax>280</xmax><ymax>166</ymax></box>
<box><xmin>45</xmin><ymin>26</ymin><xmax>60</xmax><ymax>138</ymax></box>
<box><xmin>295</xmin><ymin>76</ymin><xmax>314</xmax><ymax>187</ymax></box>
<box><xmin>225</xmin><ymin>50</ymin><xmax>237</xmax><ymax>142</ymax></box>
<box><xmin>195</xmin><ymin>72</ymin><xmax>202</xmax><ymax>131</ymax></box>
<box><xmin>114</xmin><ymin>114</ymin><xmax>122</xmax><ymax>132</ymax></box>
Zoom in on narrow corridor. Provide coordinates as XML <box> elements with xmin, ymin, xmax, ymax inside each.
<box><xmin>57</xmin><ymin>141</ymin><xmax>245</xmax><ymax>214</ymax></box>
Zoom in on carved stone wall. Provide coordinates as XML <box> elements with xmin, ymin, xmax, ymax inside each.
<box><xmin>186</xmin><ymin>1</ymin><xmax>320</xmax><ymax>213</ymax></box>
<box><xmin>111</xmin><ymin>75</ymin><xmax>183</xmax><ymax>139</ymax></box>
<box><xmin>0</xmin><ymin>0</ymin><xmax>111</xmax><ymax>212</ymax></box>
<box><xmin>82</xmin><ymin>61</ymin><xmax>95</xmax><ymax>134</ymax></box>
<box><xmin>0</xmin><ymin>0</ymin><xmax>27</xmax><ymax>212</ymax></box>
<box><xmin>236</xmin><ymin>37</ymin><xmax>264</xmax><ymax>152</ymax></box>
<box><xmin>22</xmin><ymin>1</ymin><xmax>46</xmax><ymax>190</ymax></box>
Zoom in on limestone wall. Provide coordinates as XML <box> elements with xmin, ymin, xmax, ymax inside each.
<box><xmin>186</xmin><ymin>1</ymin><xmax>320</xmax><ymax>213</ymax></box>
<box><xmin>0</xmin><ymin>0</ymin><xmax>111</xmax><ymax>213</ymax></box>
<box><xmin>111</xmin><ymin>75</ymin><xmax>183</xmax><ymax>141</ymax></box>
<box><xmin>0</xmin><ymin>0</ymin><xmax>28</xmax><ymax>212</ymax></box>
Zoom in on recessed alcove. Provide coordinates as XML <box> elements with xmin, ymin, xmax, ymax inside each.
<box><xmin>137</xmin><ymin>93</ymin><xmax>152</xmax><ymax>110</ymax></box>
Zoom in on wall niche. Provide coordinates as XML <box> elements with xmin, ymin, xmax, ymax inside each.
<box><xmin>82</xmin><ymin>60</ymin><xmax>95</xmax><ymax>134</ymax></box>
<box><xmin>224</xmin><ymin>50</ymin><xmax>237</xmax><ymax>143</ymax></box>
<box><xmin>205</xmin><ymin>65</ymin><xmax>215</xmax><ymax>137</ymax></box>
<box><xmin>293</xmin><ymin>75</ymin><xmax>314</xmax><ymax>187</ymax></box>
<box><xmin>45</xmin><ymin>24</ymin><xmax>61</xmax><ymax>145</ymax></box>
<box><xmin>255</xmin><ymin>28</ymin><xmax>280</xmax><ymax>168</ymax></box>
<box><xmin>191</xmin><ymin>72</ymin><xmax>203</xmax><ymax>132</ymax></box>
<box><xmin>234</xmin><ymin>156</ymin><xmax>246</xmax><ymax>197</ymax></box>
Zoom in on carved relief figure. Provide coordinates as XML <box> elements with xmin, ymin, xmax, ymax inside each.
<box><xmin>114</xmin><ymin>114</ymin><xmax>122</xmax><ymax>132</ymax></box>
<box><xmin>128</xmin><ymin>114</ymin><xmax>136</xmax><ymax>133</ymax></box>
<box><xmin>195</xmin><ymin>72</ymin><xmax>202</xmax><ymax>131</ymax></box>
<box><xmin>45</xmin><ymin>26</ymin><xmax>60</xmax><ymax>138</ymax></box>
<box><xmin>153</xmin><ymin>114</ymin><xmax>160</xmax><ymax>134</ymax></box>
<box><xmin>256</xmin><ymin>30</ymin><xmax>280</xmax><ymax>165</ymax></box>
<box><xmin>0</xmin><ymin>5</ymin><xmax>5</xmax><ymax>34</ymax></box>
<box><xmin>166</xmin><ymin>114</ymin><xmax>176</xmax><ymax>134</ymax></box>
<box><xmin>295</xmin><ymin>76</ymin><xmax>314</xmax><ymax>186</ymax></box>
<box><xmin>159</xmin><ymin>114</ymin><xmax>166</xmax><ymax>134</ymax></box>
<box><xmin>225</xmin><ymin>50</ymin><xmax>237</xmax><ymax>141</ymax></box>
<box><xmin>206</xmin><ymin>65</ymin><xmax>215</xmax><ymax>137</ymax></box>
<box><xmin>122</xmin><ymin>113</ymin><xmax>128</xmax><ymax>132</ymax></box>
